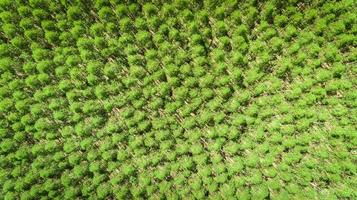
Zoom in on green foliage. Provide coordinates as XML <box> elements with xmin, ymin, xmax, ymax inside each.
<box><xmin>0</xmin><ymin>1</ymin><xmax>355</xmax><ymax>199</ymax></box>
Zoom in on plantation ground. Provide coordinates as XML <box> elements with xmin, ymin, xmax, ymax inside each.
<box><xmin>0</xmin><ymin>0</ymin><xmax>356</xmax><ymax>199</ymax></box>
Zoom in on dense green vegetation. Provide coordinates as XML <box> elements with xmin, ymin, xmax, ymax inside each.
<box><xmin>0</xmin><ymin>0</ymin><xmax>356</xmax><ymax>199</ymax></box>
